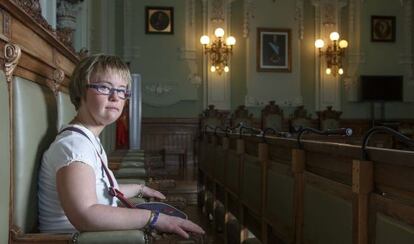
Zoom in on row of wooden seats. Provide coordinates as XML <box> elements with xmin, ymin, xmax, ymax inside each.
<box><xmin>200</xmin><ymin>103</ymin><xmax>343</xmax><ymax>134</ymax></box>
<box><xmin>197</xmin><ymin>128</ymin><xmax>414</xmax><ymax>244</ymax></box>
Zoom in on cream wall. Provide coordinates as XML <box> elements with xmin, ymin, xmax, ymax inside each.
<box><xmin>86</xmin><ymin>0</ymin><xmax>414</xmax><ymax>120</ymax></box>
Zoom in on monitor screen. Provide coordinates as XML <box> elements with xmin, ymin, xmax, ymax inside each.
<box><xmin>360</xmin><ymin>75</ymin><xmax>403</xmax><ymax>101</ymax></box>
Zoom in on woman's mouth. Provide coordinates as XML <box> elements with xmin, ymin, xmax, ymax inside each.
<box><xmin>105</xmin><ymin>106</ymin><xmax>119</xmax><ymax>112</ymax></box>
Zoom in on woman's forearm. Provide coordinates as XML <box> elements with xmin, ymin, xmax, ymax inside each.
<box><xmin>73</xmin><ymin>204</ymin><xmax>151</xmax><ymax>231</ymax></box>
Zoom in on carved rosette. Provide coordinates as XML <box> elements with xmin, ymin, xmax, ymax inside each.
<box><xmin>4</xmin><ymin>43</ymin><xmax>22</xmax><ymax>83</ymax></box>
<box><xmin>47</xmin><ymin>68</ymin><xmax>65</xmax><ymax>95</ymax></box>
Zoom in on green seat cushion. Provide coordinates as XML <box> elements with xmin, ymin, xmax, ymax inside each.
<box><xmin>115</xmin><ymin>168</ymin><xmax>147</xmax><ymax>179</ymax></box>
<box><xmin>120</xmin><ymin>161</ymin><xmax>146</xmax><ymax>168</ymax></box>
<box><xmin>74</xmin><ymin>230</ymin><xmax>148</xmax><ymax>243</ymax></box>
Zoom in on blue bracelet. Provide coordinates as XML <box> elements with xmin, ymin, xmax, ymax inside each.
<box><xmin>149</xmin><ymin>211</ymin><xmax>160</xmax><ymax>229</ymax></box>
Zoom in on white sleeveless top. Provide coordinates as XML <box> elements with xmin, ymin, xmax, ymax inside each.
<box><xmin>38</xmin><ymin>124</ymin><xmax>119</xmax><ymax>233</ymax></box>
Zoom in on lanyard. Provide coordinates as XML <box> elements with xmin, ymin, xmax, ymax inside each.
<box><xmin>59</xmin><ymin>126</ymin><xmax>135</xmax><ymax>208</ymax></box>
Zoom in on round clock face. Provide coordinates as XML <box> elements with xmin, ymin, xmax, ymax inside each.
<box><xmin>150</xmin><ymin>11</ymin><xmax>170</xmax><ymax>31</ymax></box>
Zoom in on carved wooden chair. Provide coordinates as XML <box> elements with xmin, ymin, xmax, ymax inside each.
<box><xmin>316</xmin><ymin>106</ymin><xmax>342</xmax><ymax>130</ymax></box>
<box><xmin>231</xmin><ymin>105</ymin><xmax>254</xmax><ymax>129</ymax></box>
<box><xmin>261</xmin><ymin>101</ymin><xmax>284</xmax><ymax>131</ymax></box>
<box><xmin>200</xmin><ymin>104</ymin><xmax>227</xmax><ymax>131</ymax></box>
<box><xmin>289</xmin><ymin>105</ymin><xmax>313</xmax><ymax>132</ymax></box>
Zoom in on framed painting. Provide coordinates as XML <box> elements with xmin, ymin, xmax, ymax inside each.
<box><xmin>257</xmin><ymin>28</ymin><xmax>291</xmax><ymax>72</ymax></box>
<box><xmin>145</xmin><ymin>6</ymin><xmax>174</xmax><ymax>34</ymax></box>
<box><xmin>371</xmin><ymin>15</ymin><xmax>395</xmax><ymax>42</ymax></box>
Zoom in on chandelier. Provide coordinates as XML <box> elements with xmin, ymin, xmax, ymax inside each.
<box><xmin>200</xmin><ymin>28</ymin><xmax>236</xmax><ymax>75</ymax></box>
<box><xmin>315</xmin><ymin>32</ymin><xmax>348</xmax><ymax>76</ymax></box>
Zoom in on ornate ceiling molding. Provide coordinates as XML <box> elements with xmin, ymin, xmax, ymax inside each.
<box><xmin>4</xmin><ymin>43</ymin><xmax>22</xmax><ymax>83</ymax></box>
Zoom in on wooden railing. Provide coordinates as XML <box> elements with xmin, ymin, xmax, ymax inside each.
<box><xmin>198</xmin><ymin>132</ymin><xmax>414</xmax><ymax>244</ymax></box>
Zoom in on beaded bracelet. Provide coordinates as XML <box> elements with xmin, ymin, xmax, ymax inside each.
<box><xmin>148</xmin><ymin>211</ymin><xmax>160</xmax><ymax>229</ymax></box>
<box><xmin>137</xmin><ymin>184</ymin><xmax>144</xmax><ymax>198</ymax></box>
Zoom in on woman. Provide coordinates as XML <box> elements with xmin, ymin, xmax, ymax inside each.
<box><xmin>38</xmin><ymin>54</ymin><xmax>204</xmax><ymax>238</ymax></box>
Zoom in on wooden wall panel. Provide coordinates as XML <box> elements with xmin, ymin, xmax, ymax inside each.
<box><xmin>141</xmin><ymin>117</ymin><xmax>198</xmax><ymax>162</ymax></box>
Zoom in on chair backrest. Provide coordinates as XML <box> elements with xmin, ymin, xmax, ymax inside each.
<box><xmin>232</xmin><ymin>105</ymin><xmax>254</xmax><ymax>128</ymax></box>
<box><xmin>0</xmin><ymin>73</ymin><xmax>11</xmax><ymax>243</ymax></box>
<box><xmin>317</xmin><ymin>106</ymin><xmax>342</xmax><ymax>131</ymax></box>
<box><xmin>261</xmin><ymin>101</ymin><xmax>283</xmax><ymax>131</ymax></box>
<box><xmin>200</xmin><ymin>104</ymin><xmax>227</xmax><ymax>131</ymax></box>
<box><xmin>290</xmin><ymin>105</ymin><xmax>313</xmax><ymax>131</ymax></box>
<box><xmin>56</xmin><ymin>91</ymin><xmax>77</xmax><ymax>129</ymax></box>
<box><xmin>12</xmin><ymin>77</ymin><xmax>58</xmax><ymax>233</ymax></box>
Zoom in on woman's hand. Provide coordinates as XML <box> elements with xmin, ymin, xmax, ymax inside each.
<box><xmin>141</xmin><ymin>186</ymin><xmax>166</xmax><ymax>200</ymax></box>
<box><xmin>154</xmin><ymin>213</ymin><xmax>205</xmax><ymax>239</ymax></box>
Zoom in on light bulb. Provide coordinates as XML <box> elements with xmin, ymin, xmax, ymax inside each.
<box><xmin>315</xmin><ymin>39</ymin><xmax>325</xmax><ymax>48</ymax></box>
<box><xmin>339</xmin><ymin>40</ymin><xmax>348</xmax><ymax>48</ymax></box>
<box><xmin>210</xmin><ymin>66</ymin><xmax>216</xmax><ymax>72</ymax></box>
<box><xmin>226</xmin><ymin>36</ymin><xmax>236</xmax><ymax>46</ymax></box>
<box><xmin>330</xmin><ymin>32</ymin><xmax>340</xmax><ymax>41</ymax></box>
<box><xmin>326</xmin><ymin>68</ymin><xmax>332</xmax><ymax>75</ymax></box>
<box><xmin>214</xmin><ymin>28</ymin><xmax>225</xmax><ymax>38</ymax></box>
<box><xmin>338</xmin><ymin>68</ymin><xmax>344</xmax><ymax>75</ymax></box>
<box><xmin>200</xmin><ymin>35</ymin><xmax>210</xmax><ymax>45</ymax></box>
<box><xmin>224</xmin><ymin>66</ymin><xmax>229</xmax><ymax>72</ymax></box>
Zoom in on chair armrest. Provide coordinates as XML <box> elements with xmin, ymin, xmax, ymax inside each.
<box><xmin>73</xmin><ymin>230</ymin><xmax>150</xmax><ymax>244</ymax></box>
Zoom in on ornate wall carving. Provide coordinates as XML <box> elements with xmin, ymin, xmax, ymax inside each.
<box><xmin>4</xmin><ymin>43</ymin><xmax>22</xmax><ymax>83</ymax></box>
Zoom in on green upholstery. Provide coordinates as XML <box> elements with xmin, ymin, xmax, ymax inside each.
<box><xmin>264</xmin><ymin>114</ymin><xmax>282</xmax><ymax>131</ymax></box>
<box><xmin>303</xmin><ymin>185</ymin><xmax>352</xmax><ymax>244</ymax></box>
<box><xmin>115</xmin><ymin>167</ymin><xmax>147</xmax><ymax>179</ymax></box>
<box><xmin>0</xmin><ymin>72</ymin><xmax>10</xmax><ymax>243</ymax></box>
<box><xmin>321</xmin><ymin>118</ymin><xmax>339</xmax><ymax>131</ymax></box>
<box><xmin>119</xmin><ymin>161</ymin><xmax>146</xmax><ymax>168</ymax></box>
<box><xmin>13</xmin><ymin>77</ymin><xmax>58</xmax><ymax>233</ymax></box>
<box><xmin>375</xmin><ymin>213</ymin><xmax>414</xmax><ymax>244</ymax></box>
<box><xmin>56</xmin><ymin>91</ymin><xmax>77</xmax><ymax>129</ymax></box>
<box><xmin>74</xmin><ymin>230</ymin><xmax>149</xmax><ymax>244</ymax></box>
<box><xmin>117</xmin><ymin>178</ymin><xmax>146</xmax><ymax>185</ymax></box>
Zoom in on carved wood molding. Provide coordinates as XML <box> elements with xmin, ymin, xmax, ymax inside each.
<box><xmin>11</xmin><ymin>0</ymin><xmax>54</xmax><ymax>32</ymax></box>
<box><xmin>46</xmin><ymin>68</ymin><xmax>65</xmax><ymax>95</ymax></box>
<box><xmin>4</xmin><ymin>43</ymin><xmax>21</xmax><ymax>83</ymax></box>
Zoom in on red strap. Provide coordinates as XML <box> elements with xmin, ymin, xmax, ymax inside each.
<box><xmin>60</xmin><ymin>127</ymin><xmax>136</xmax><ymax>208</ymax></box>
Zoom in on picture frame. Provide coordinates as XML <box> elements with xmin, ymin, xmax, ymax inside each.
<box><xmin>257</xmin><ymin>28</ymin><xmax>291</xmax><ymax>72</ymax></box>
<box><xmin>371</xmin><ymin>15</ymin><xmax>395</xmax><ymax>42</ymax></box>
<box><xmin>145</xmin><ymin>6</ymin><xmax>174</xmax><ymax>34</ymax></box>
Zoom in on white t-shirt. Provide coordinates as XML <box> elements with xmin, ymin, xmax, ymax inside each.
<box><xmin>38</xmin><ymin>124</ymin><xmax>119</xmax><ymax>233</ymax></box>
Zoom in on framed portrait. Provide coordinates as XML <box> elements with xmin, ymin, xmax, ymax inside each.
<box><xmin>257</xmin><ymin>28</ymin><xmax>291</xmax><ymax>72</ymax></box>
<box><xmin>145</xmin><ymin>6</ymin><xmax>174</xmax><ymax>34</ymax></box>
<box><xmin>371</xmin><ymin>16</ymin><xmax>395</xmax><ymax>42</ymax></box>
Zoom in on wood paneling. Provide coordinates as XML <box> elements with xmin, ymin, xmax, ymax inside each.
<box><xmin>141</xmin><ymin>117</ymin><xmax>198</xmax><ymax>163</ymax></box>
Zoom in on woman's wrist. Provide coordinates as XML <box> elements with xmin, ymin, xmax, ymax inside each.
<box><xmin>148</xmin><ymin>211</ymin><xmax>160</xmax><ymax>229</ymax></box>
<box><xmin>137</xmin><ymin>184</ymin><xmax>144</xmax><ymax>198</ymax></box>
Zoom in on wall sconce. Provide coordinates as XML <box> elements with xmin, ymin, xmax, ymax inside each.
<box><xmin>315</xmin><ymin>32</ymin><xmax>348</xmax><ymax>76</ymax></box>
<box><xmin>200</xmin><ymin>28</ymin><xmax>236</xmax><ymax>75</ymax></box>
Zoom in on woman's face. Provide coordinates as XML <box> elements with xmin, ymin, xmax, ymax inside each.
<box><xmin>80</xmin><ymin>70</ymin><xmax>128</xmax><ymax>126</ymax></box>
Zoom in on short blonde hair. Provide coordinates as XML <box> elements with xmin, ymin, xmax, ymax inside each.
<box><xmin>69</xmin><ymin>54</ymin><xmax>132</xmax><ymax>110</ymax></box>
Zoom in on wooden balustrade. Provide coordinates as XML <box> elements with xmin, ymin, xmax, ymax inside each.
<box><xmin>198</xmin><ymin>132</ymin><xmax>414</xmax><ymax>244</ymax></box>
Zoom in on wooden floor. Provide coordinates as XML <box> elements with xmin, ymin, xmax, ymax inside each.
<box><xmin>151</xmin><ymin>158</ymin><xmax>223</xmax><ymax>244</ymax></box>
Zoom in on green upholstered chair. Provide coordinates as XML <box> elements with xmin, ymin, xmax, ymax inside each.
<box><xmin>261</xmin><ymin>101</ymin><xmax>283</xmax><ymax>131</ymax></box>
<box><xmin>316</xmin><ymin>106</ymin><xmax>342</xmax><ymax>131</ymax></box>
<box><xmin>231</xmin><ymin>105</ymin><xmax>254</xmax><ymax>129</ymax></box>
<box><xmin>290</xmin><ymin>105</ymin><xmax>313</xmax><ymax>131</ymax></box>
<box><xmin>10</xmin><ymin>77</ymin><xmax>148</xmax><ymax>243</ymax></box>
